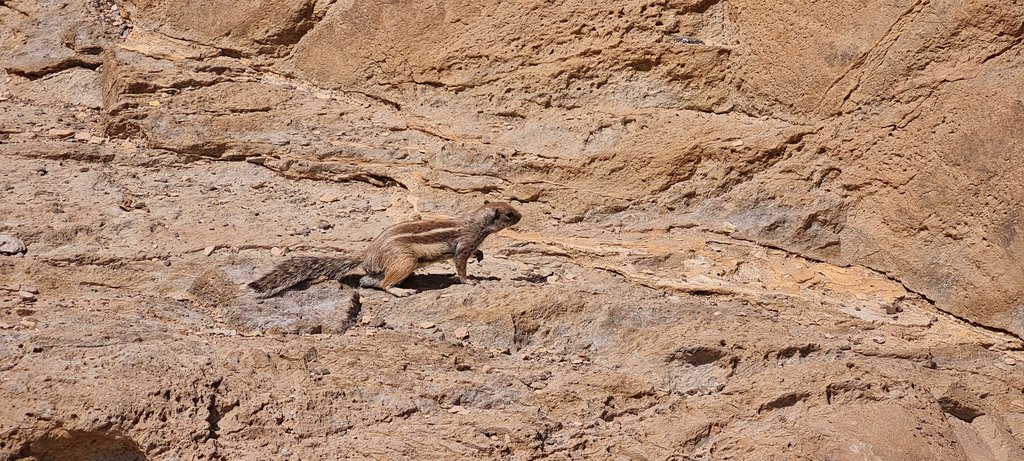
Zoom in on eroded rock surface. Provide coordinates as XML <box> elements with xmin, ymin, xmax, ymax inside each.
<box><xmin>2</xmin><ymin>0</ymin><xmax>1024</xmax><ymax>459</ymax></box>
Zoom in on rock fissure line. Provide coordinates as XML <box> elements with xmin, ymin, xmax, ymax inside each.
<box><xmin>718</xmin><ymin>231</ymin><xmax>1024</xmax><ymax>343</ymax></box>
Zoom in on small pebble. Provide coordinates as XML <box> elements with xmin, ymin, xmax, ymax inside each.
<box><xmin>319</xmin><ymin>193</ymin><xmax>339</xmax><ymax>203</ymax></box>
<box><xmin>293</xmin><ymin>227</ymin><xmax>311</xmax><ymax>236</ymax></box>
<box><xmin>529</xmin><ymin>381</ymin><xmax>547</xmax><ymax>390</ymax></box>
<box><xmin>872</xmin><ymin>336</ymin><xmax>886</xmax><ymax>344</ymax></box>
<box><xmin>418</xmin><ymin>321</ymin><xmax>435</xmax><ymax>329</ymax></box>
<box><xmin>270</xmin><ymin>247</ymin><xmax>286</xmax><ymax>257</ymax></box>
<box><xmin>362</xmin><ymin>316</ymin><xmax>385</xmax><ymax>328</ymax></box>
<box><xmin>18</xmin><ymin>291</ymin><xmax>36</xmax><ymax>302</ymax></box>
<box><xmin>203</xmin><ymin>246</ymin><xmax>217</xmax><ymax>256</ymax></box>
<box><xmin>317</xmin><ymin>220</ymin><xmax>333</xmax><ymax>230</ymax></box>
<box><xmin>1004</xmin><ymin>357</ymin><xmax>1016</xmax><ymax>366</ymax></box>
<box><xmin>510</xmin><ymin>185</ymin><xmax>542</xmax><ymax>202</ymax></box>
<box><xmin>673</xmin><ymin>35</ymin><xmax>705</xmax><ymax>44</ymax></box>
<box><xmin>73</xmin><ymin>131</ymin><xmax>92</xmax><ymax>141</ymax></box>
<box><xmin>453</xmin><ymin>327</ymin><xmax>470</xmax><ymax>340</ymax></box>
<box><xmin>46</xmin><ymin>128</ymin><xmax>74</xmax><ymax>139</ymax></box>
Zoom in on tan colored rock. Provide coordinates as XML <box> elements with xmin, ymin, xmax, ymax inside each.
<box><xmin>509</xmin><ymin>185</ymin><xmax>542</xmax><ymax>203</ymax></box>
<box><xmin>46</xmin><ymin>129</ymin><xmax>75</xmax><ymax>139</ymax></box>
<box><xmin>0</xmin><ymin>235</ymin><xmax>27</xmax><ymax>255</ymax></box>
<box><xmin>120</xmin><ymin>0</ymin><xmax>324</xmax><ymax>56</ymax></box>
<box><xmin>5</xmin><ymin>0</ymin><xmax>1024</xmax><ymax>459</ymax></box>
<box><xmin>119</xmin><ymin>28</ymin><xmax>221</xmax><ymax>61</ymax></box>
<box><xmin>15</xmin><ymin>68</ymin><xmax>103</xmax><ymax>109</ymax></box>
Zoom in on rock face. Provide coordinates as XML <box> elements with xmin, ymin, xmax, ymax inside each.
<box><xmin>99</xmin><ymin>0</ymin><xmax>1024</xmax><ymax>335</ymax></box>
<box><xmin>2</xmin><ymin>0</ymin><xmax>1024</xmax><ymax>459</ymax></box>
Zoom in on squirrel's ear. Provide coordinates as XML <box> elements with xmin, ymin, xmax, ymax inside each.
<box><xmin>483</xmin><ymin>199</ymin><xmax>490</xmax><ymax>204</ymax></box>
<box><xmin>493</xmin><ymin>208</ymin><xmax>501</xmax><ymax>220</ymax></box>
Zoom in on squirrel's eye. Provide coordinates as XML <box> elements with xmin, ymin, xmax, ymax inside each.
<box><xmin>505</xmin><ymin>213</ymin><xmax>515</xmax><ymax>219</ymax></box>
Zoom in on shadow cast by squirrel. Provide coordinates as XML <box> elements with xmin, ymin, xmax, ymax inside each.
<box><xmin>335</xmin><ymin>273</ymin><xmax>500</xmax><ymax>293</ymax></box>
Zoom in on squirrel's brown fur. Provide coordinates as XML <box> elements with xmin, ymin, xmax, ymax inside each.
<box><xmin>248</xmin><ymin>201</ymin><xmax>522</xmax><ymax>297</ymax></box>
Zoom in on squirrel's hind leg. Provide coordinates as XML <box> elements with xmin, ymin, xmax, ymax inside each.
<box><xmin>359</xmin><ymin>273</ymin><xmax>417</xmax><ymax>297</ymax></box>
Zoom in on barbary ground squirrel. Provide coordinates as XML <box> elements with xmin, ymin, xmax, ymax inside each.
<box><xmin>248</xmin><ymin>201</ymin><xmax>522</xmax><ymax>297</ymax></box>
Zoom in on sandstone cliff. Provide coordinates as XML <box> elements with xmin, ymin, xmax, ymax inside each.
<box><xmin>2</xmin><ymin>0</ymin><xmax>1023</xmax><ymax>459</ymax></box>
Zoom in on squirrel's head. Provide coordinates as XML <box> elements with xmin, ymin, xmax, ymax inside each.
<box><xmin>480</xmin><ymin>200</ymin><xmax>522</xmax><ymax>232</ymax></box>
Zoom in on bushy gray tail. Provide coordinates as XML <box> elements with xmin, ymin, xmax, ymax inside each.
<box><xmin>248</xmin><ymin>256</ymin><xmax>361</xmax><ymax>298</ymax></box>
